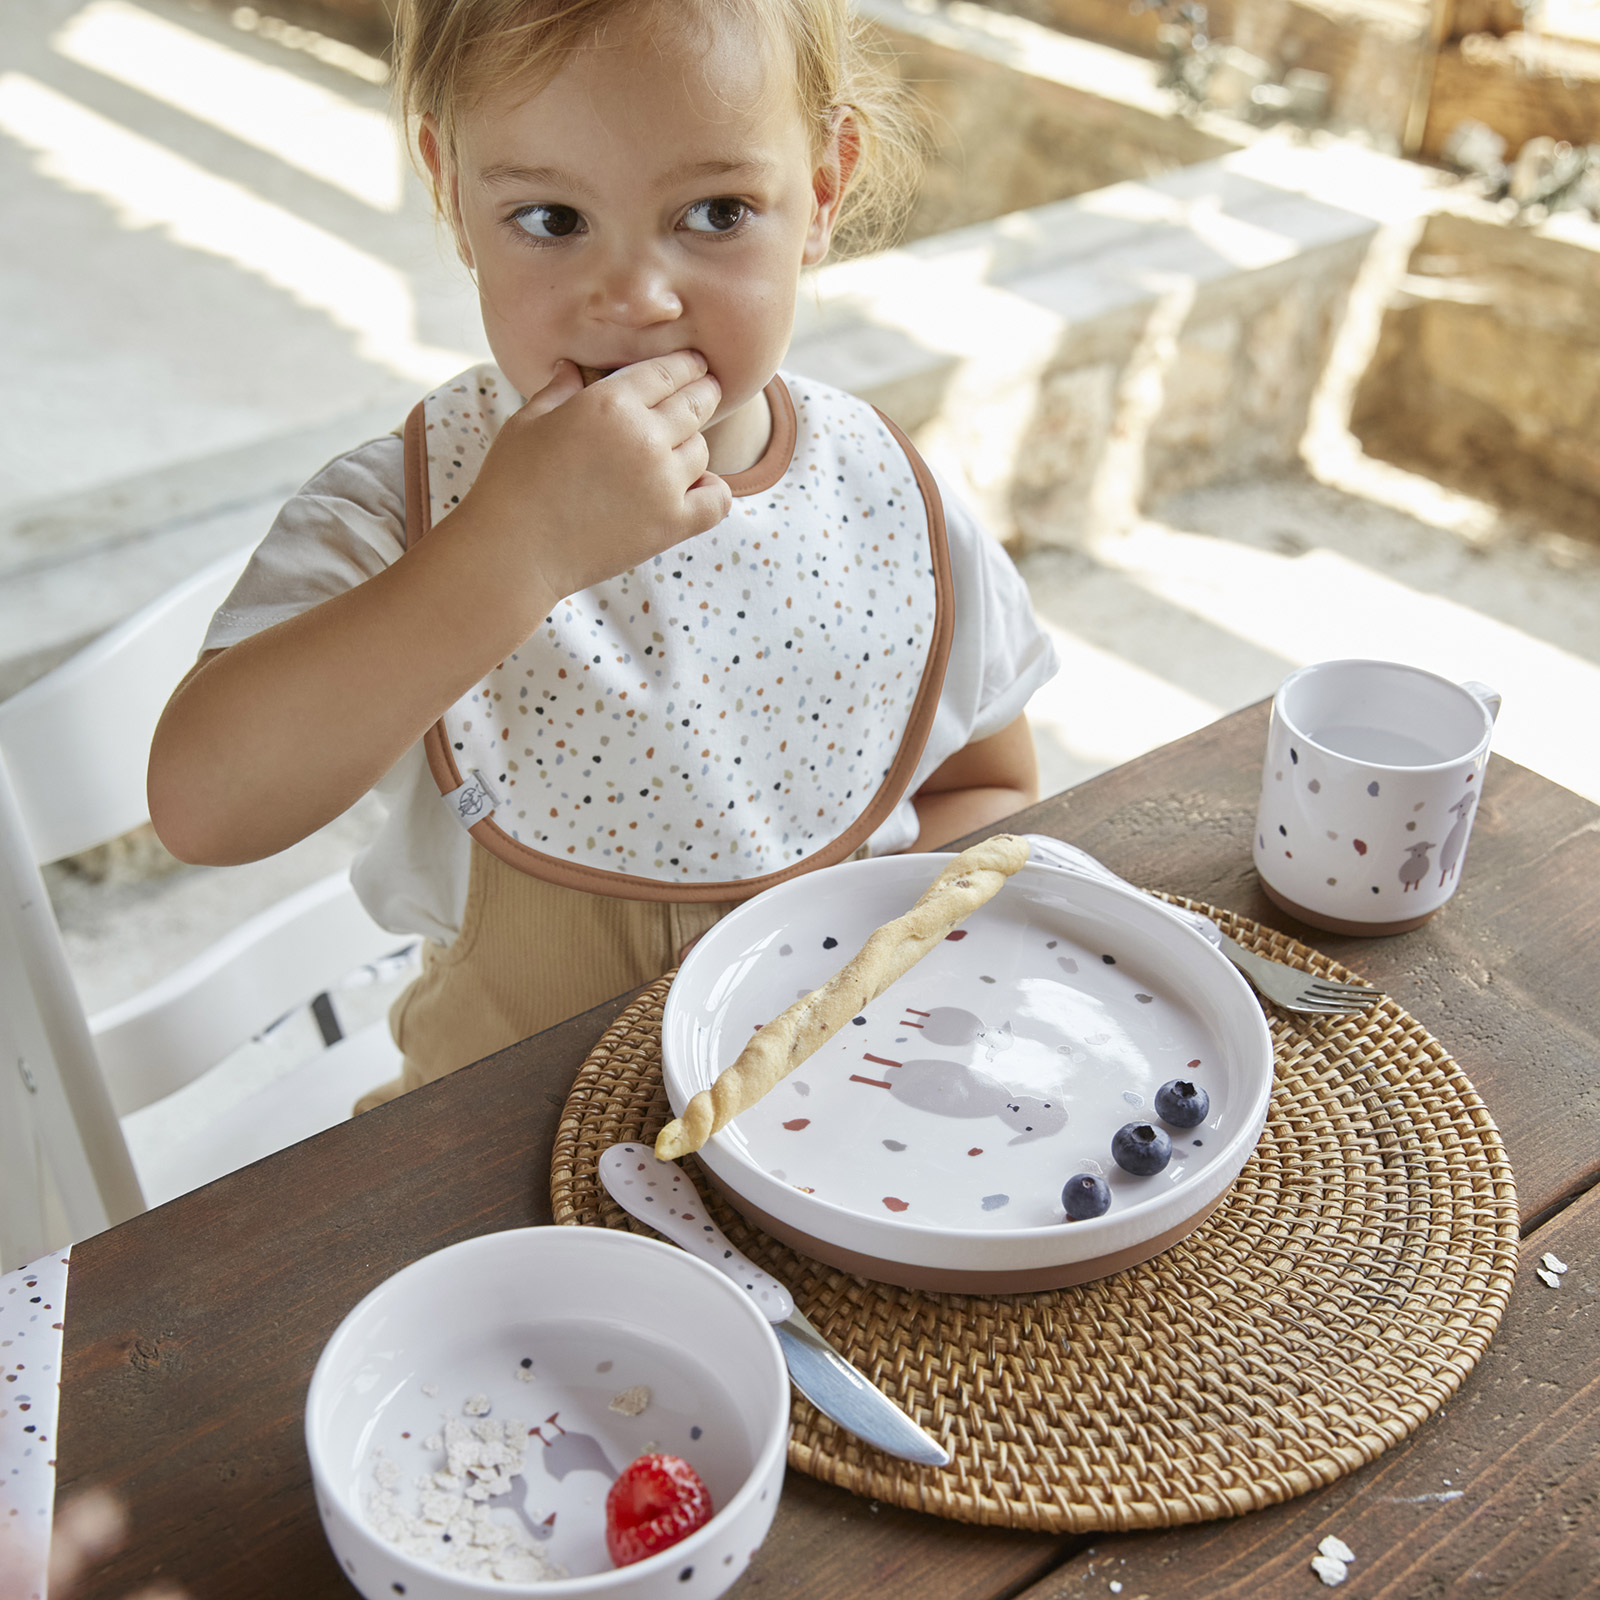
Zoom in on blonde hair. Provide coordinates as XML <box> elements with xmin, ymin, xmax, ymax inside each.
<box><xmin>392</xmin><ymin>0</ymin><xmax>924</xmax><ymax>258</ymax></box>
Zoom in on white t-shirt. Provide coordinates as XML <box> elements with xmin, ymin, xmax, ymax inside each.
<box><xmin>203</xmin><ymin>432</ymin><xmax>1058</xmax><ymax>944</ymax></box>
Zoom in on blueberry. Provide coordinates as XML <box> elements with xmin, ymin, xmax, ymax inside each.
<box><xmin>1061</xmin><ymin>1173</ymin><xmax>1111</xmax><ymax>1221</ymax></box>
<box><xmin>1111</xmin><ymin>1122</ymin><xmax>1172</xmax><ymax>1176</ymax></box>
<box><xmin>1154</xmin><ymin>1079</ymin><xmax>1209</xmax><ymax>1129</ymax></box>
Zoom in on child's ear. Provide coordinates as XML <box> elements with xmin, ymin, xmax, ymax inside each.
<box><xmin>419</xmin><ymin>114</ymin><xmax>475</xmax><ymax>271</ymax></box>
<box><xmin>802</xmin><ymin>110</ymin><xmax>860</xmax><ymax>266</ymax></box>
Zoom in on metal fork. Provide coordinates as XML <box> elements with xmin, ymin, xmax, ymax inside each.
<box><xmin>1211</xmin><ymin>933</ymin><xmax>1381</xmax><ymax>1015</ymax></box>
<box><xmin>1020</xmin><ymin>835</ymin><xmax>1384</xmax><ymax>1016</ymax></box>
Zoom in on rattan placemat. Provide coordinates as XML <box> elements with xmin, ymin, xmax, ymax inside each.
<box><xmin>550</xmin><ymin>900</ymin><xmax>1519</xmax><ymax>1533</ymax></box>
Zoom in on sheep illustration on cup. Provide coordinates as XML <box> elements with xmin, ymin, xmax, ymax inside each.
<box><xmin>1438</xmin><ymin>792</ymin><xmax>1477</xmax><ymax>886</ymax></box>
<box><xmin>1397</xmin><ymin>791</ymin><xmax>1477</xmax><ymax>894</ymax></box>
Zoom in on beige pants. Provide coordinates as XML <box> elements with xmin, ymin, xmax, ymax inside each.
<box><xmin>355</xmin><ymin>844</ymin><xmax>736</xmax><ymax>1113</ymax></box>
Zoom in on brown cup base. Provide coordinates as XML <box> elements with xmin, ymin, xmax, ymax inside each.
<box><xmin>1259</xmin><ymin>877</ymin><xmax>1439</xmax><ymax>938</ymax></box>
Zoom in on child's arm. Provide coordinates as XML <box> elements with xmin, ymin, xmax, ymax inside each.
<box><xmin>908</xmin><ymin>714</ymin><xmax>1040</xmax><ymax>851</ymax></box>
<box><xmin>149</xmin><ymin>354</ymin><xmax>727</xmax><ymax>866</ymax></box>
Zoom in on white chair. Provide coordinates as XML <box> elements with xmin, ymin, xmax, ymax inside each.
<box><xmin>0</xmin><ymin>548</ymin><xmax>409</xmax><ymax>1269</ymax></box>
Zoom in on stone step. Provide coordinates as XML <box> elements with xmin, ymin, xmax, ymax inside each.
<box><xmin>2</xmin><ymin>137</ymin><xmax>1437</xmax><ymax>704</ymax></box>
<box><xmin>788</xmin><ymin>133</ymin><xmax>1436</xmax><ymax>546</ymax></box>
<box><xmin>0</xmin><ymin>401</ymin><xmax>403</xmax><ymax>697</ymax></box>
<box><xmin>858</xmin><ymin>0</ymin><xmax>1240</xmax><ymax>243</ymax></box>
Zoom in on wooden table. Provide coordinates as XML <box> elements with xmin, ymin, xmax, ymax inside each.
<box><xmin>57</xmin><ymin>703</ymin><xmax>1600</xmax><ymax>1598</ymax></box>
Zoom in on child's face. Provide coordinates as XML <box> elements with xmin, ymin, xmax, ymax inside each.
<box><xmin>432</xmin><ymin>15</ymin><xmax>846</xmax><ymax>472</ymax></box>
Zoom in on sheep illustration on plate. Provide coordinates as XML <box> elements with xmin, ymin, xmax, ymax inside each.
<box><xmin>848</xmin><ymin>1005</ymin><xmax>1068</xmax><ymax>1143</ymax></box>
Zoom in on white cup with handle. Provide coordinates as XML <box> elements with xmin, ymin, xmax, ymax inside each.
<box><xmin>1253</xmin><ymin>659</ymin><xmax>1501</xmax><ymax>936</ymax></box>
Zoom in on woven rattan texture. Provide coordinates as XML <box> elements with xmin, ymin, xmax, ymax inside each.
<box><xmin>549</xmin><ymin>900</ymin><xmax>1519</xmax><ymax>1533</ymax></box>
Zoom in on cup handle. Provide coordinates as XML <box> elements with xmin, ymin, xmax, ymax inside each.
<box><xmin>1460</xmin><ymin>680</ymin><xmax>1502</xmax><ymax>722</ymax></box>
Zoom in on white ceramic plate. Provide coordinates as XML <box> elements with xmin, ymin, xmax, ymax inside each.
<box><xmin>662</xmin><ymin>857</ymin><xmax>1274</xmax><ymax>1292</ymax></box>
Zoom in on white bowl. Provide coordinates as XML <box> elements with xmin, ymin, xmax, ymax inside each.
<box><xmin>662</xmin><ymin>857</ymin><xmax>1274</xmax><ymax>1292</ymax></box>
<box><xmin>305</xmin><ymin>1227</ymin><xmax>789</xmax><ymax>1600</ymax></box>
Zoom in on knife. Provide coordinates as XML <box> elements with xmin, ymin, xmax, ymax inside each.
<box><xmin>597</xmin><ymin>1143</ymin><xmax>950</xmax><ymax>1467</ymax></box>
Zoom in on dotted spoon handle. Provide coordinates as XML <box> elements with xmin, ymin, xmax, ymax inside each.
<box><xmin>598</xmin><ymin>1144</ymin><xmax>795</xmax><ymax>1323</ymax></box>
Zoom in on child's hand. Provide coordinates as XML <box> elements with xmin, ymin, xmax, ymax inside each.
<box><xmin>459</xmin><ymin>350</ymin><xmax>731</xmax><ymax>604</ymax></box>
<box><xmin>147</xmin><ymin>353</ymin><xmax>729</xmax><ymax>867</ymax></box>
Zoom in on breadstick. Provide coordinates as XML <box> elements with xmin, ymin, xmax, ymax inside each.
<box><xmin>655</xmin><ymin>834</ymin><xmax>1030</xmax><ymax>1160</ymax></box>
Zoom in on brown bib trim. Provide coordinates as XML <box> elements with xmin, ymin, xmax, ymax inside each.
<box><xmin>405</xmin><ymin>375</ymin><xmax>954</xmax><ymax>902</ymax></box>
<box><xmin>723</xmin><ymin>375</ymin><xmax>797</xmax><ymax>498</ymax></box>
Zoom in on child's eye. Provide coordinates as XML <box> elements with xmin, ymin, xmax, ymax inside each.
<box><xmin>681</xmin><ymin>198</ymin><xmax>749</xmax><ymax>235</ymax></box>
<box><xmin>512</xmin><ymin>204</ymin><xmax>585</xmax><ymax>240</ymax></box>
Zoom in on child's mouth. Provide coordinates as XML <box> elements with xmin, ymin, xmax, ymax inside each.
<box><xmin>578</xmin><ymin>365</ymin><xmax>618</xmax><ymax>387</ymax></box>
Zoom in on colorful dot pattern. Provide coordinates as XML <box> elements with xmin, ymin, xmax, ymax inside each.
<box><xmin>1260</xmin><ymin>734</ymin><xmax>1487</xmax><ymax>912</ymax></box>
<box><xmin>0</xmin><ymin>1249</ymin><xmax>70</xmax><ymax>1600</ymax></box>
<box><xmin>421</xmin><ymin>366</ymin><xmax>939</xmax><ymax>884</ymax></box>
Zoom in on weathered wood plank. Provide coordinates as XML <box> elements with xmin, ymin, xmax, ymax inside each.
<box><xmin>1422</xmin><ymin>37</ymin><xmax>1600</xmax><ymax>158</ymax></box>
<box><xmin>742</xmin><ymin>1474</ymin><xmax>1074</xmax><ymax>1600</ymax></box>
<box><xmin>1012</xmin><ymin>1181</ymin><xmax>1600</xmax><ymax>1599</ymax></box>
<box><xmin>54</xmin><ymin>704</ymin><xmax>1599</xmax><ymax>1598</ymax></box>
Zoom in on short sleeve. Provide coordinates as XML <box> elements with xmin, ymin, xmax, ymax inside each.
<box><xmin>951</xmin><ymin>495</ymin><xmax>1059</xmax><ymax>743</ymax></box>
<box><xmin>864</xmin><ymin>471</ymin><xmax>1058</xmax><ymax>857</ymax></box>
<box><xmin>194</xmin><ymin>432</ymin><xmax>473</xmax><ymax>944</ymax></box>
<box><xmin>202</xmin><ymin>434</ymin><xmax>406</xmax><ymax>651</ymax></box>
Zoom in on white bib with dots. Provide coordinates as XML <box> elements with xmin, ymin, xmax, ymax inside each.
<box><xmin>402</xmin><ymin>364</ymin><xmax>952</xmax><ymax>901</ymax></box>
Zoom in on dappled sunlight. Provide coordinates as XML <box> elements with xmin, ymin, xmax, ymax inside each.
<box><xmin>1074</xmin><ymin>180</ymin><xmax>1195</xmax><ymax>227</ymax></box>
<box><xmin>1309</xmin><ymin>438</ymin><xmax>1506</xmax><ymax>545</ymax></box>
<box><xmin>1027</xmin><ymin>621</ymin><xmax>1223</xmax><ymax>788</ymax></box>
<box><xmin>1078</xmin><ymin>184</ymin><xmax>1300</xmax><ymax>270</ymax></box>
<box><xmin>0</xmin><ymin>72</ymin><xmax>470</xmax><ymax>385</ymax></box>
<box><xmin>886</xmin><ymin>0</ymin><xmax>1175</xmax><ymax>114</ymax></box>
<box><xmin>1167</xmin><ymin>192</ymin><xmax>1298</xmax><ymax>270</ymax></box>
<box><xmin>53</xmin><ymin>0</ymin><xmax>402</xmax><ymax>210</ymax></box>
<box><xmin>1071</xmin><ymin>510</ymin><xmax>1600</xmax><ymax>805</ymax></box>
<box><xmin>0</xmin><ymin>3</ymin><xmax>1590</xmax><ymax>890</ymax></box>
<box><xmin>225</xmin><ymin>4</ymin><xmax>390</xmax><ymax>84</ymax></box>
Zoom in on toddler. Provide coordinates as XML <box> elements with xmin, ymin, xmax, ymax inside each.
<box><xmin>148</xmin><ymin>0</ymin><xmax>1058</xmax><ymax>1109</ymax></box>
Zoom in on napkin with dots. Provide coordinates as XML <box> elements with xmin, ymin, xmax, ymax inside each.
<box><xmin>0</xmin><ymin>1249</ymin><xmax>71</xmax><ymax>1600</ymax></box>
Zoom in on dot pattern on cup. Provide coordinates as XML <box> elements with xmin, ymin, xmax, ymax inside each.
<box><xmin>1258</xmin><ymin>712</ymin><xmax>1488</xmax><ymax>915</ymax></box>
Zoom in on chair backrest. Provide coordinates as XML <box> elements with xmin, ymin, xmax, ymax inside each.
<box><xmin>0</xmin><ymin>547</ymin><xmax>250</xmax><ymax>865</ymax></box>
<box><xmin>92</xmin><ymin>870</ymin><xmax>402</xmax><ymax>1116</ymax></box>
<box><xmin>0</xmin><ymin>549</ymin><xmax>404</xmax><ymax>1262</ymax></box>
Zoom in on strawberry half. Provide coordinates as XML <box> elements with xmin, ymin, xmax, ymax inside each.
<box><xmin>604</xmin><ymin>1453</ymin><xmax>715</xmax><ymax>1568</ymax></box>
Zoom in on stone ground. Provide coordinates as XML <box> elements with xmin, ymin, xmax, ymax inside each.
<box><xmin>5</xmin><ymin>0</ymin><xmax>1599</xmax><ymax>1185</ymax></box>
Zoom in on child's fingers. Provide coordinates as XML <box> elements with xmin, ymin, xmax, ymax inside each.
<box><xmin>519</xmin><ymin>359</ymin><xmax>585</xmax><ymax>420</ymax></box>
<box><xmin>671</xmin><ymin>428</ymin><xmax>712</xmax><ymax>483</ymax></box>
<box><xmin>612</xmin><ymin>349</ymin><xmax>710</xmax><ymax>406</ymax></box>
<box><xmin>652</xmin><ymin>373</ymin><xmax>722</xmax><ymax>445</ymax></box>
<box><xmin>682</xmin><ymin>472</ymin><xmax>732</xmax><ymax>533</ymax></box>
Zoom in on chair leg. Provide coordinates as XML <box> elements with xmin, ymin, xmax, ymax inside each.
<box><xmin>0</xmin><ymin>771</ymin><xmax>145</xmax><ymax>1239</ymax></box>
<box><xmin>0</xmin><ymin>1056</ymin><xmax>50</xmax><ymax>1269</ymax></box>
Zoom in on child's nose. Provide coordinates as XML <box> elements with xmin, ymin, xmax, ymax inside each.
<box><xmin>589</xmin><ymin>248</ymin><xmax>682</xmax><ymax>328</ymax></box>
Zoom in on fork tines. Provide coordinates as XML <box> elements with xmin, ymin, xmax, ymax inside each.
<box><xmin>1301</xmin><ymin>981</ymin><xmax>1382</xmax><ymax>1009</ymax></box>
